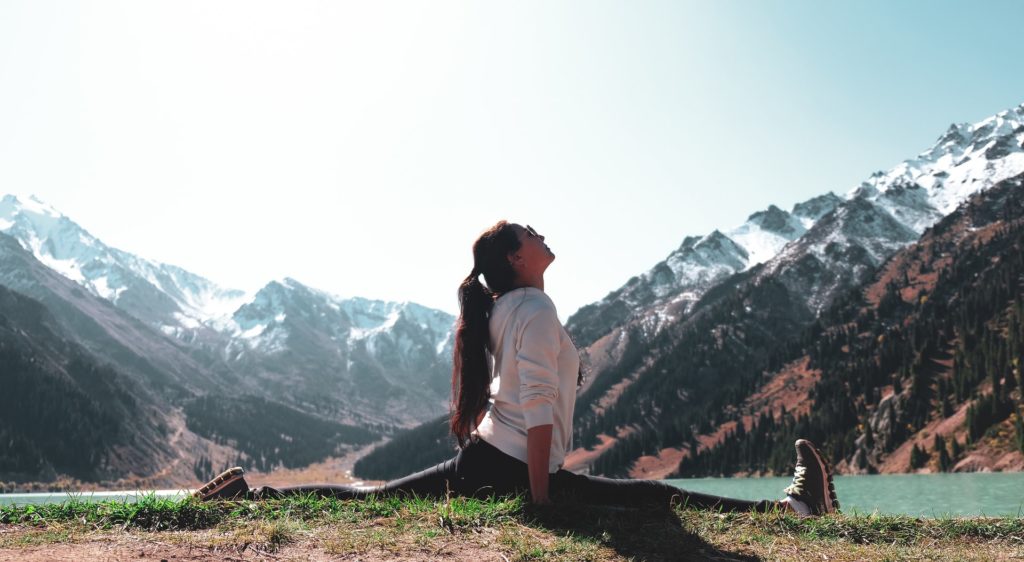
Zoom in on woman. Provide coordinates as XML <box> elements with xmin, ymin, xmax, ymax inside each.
<box><xmin>196</xmin><ymin>221</ymin><xmax>839</xmax><ymax>516</ymax></box>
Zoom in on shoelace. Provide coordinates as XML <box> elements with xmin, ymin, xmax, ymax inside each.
<box><xmin>784</xmin><ymin>464</ymin><xmax>806</xmax><ymax>496</ymax></box>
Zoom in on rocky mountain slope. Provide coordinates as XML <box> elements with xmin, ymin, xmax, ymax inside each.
<box><xmin>224</xmin><ymin>278</ymin><xmax>454</xmax><ymax>424</ymax></box>
<box><xmin>677</xmin><ymin>173</ymin><xmax>1024</xmax><ymax>477</ymax></box>
<box><xmin>566</xmin><ymin>195</ymin><xmax>841</xmax><ymax>348</ymax></box>
<box><xmin>0</xmin><ymin>283</ymin><xmax>172</xmax><ymax>482</ymax></box>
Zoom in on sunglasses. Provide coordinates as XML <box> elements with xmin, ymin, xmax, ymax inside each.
<box><xmin>524</xmin><ymin>225</ymin><xmax>541</xmax><ymax>238</ymax></box>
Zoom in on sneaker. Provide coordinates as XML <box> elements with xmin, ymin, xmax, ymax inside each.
<box><xmin>783</xmin><ymin>439</ymin><xmax>840</xmax><ymax>516</ymax></box>
<box><xmin>193</xmin><ymin>467</ymin><xmax>249</xmax><ymax>501</ymax></box>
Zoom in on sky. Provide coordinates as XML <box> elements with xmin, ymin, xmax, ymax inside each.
<box><xmin>2</xmin><ymin>1</ymin><xmax>1023</xmax><ymax>318</ymax></box>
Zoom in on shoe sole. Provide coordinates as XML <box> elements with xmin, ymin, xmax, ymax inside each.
<box><xmin>193</xmin><ymin>467</ymin><xmax>245</xmax><ymax>500</ymax></box>
<box><xmin>797</xmin><ymin>440</ymin><xmax>839</xmax><ymax>514</ymax></box>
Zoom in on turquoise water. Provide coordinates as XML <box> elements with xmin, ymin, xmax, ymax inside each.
<box><xmin>0</xmin><ymin>490</ymin><xmax>186</xmax><ymax>507</ymax></box>
<box><xmin>665</xmin><ymin>473</ymin><xmax>1024</xmax><ymax>517</ymax></box>
<box><xmin>2</xmin><ymin>473</ymin><xmax>1023</xmax><ymax>516</ymax></box>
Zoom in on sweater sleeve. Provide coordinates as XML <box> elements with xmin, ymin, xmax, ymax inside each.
<box><xmin>515</xmin><ymin>303</ymin><xmax>562</xmax><ymax>429</ymax></box>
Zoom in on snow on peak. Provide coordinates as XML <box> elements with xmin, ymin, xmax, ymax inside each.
<box><xmin>728</xmin><ymin>206</ymin><xmax>807</xmax><ymax>267</ymax></box>
<box><xmin>574</xmin><ymin>101</ymin><xmax>1024</xmax><ymax>337</ymax></box>
<box><xmin>848</xmin><ymin>101</ymin><xmax>1024</xmax><ymax>229</ymax></box>
<box><xmin>0</xmin><ymin>194</ymin><xmax>63</xmax><ymax>220</ymax></box>
<box><xmin>792</xmin><ymin>193</ymin><xmax>842</xmax><ymax>226</ymax></box>
<box><xmin>226</xmin><ymin>279</ymin><xmax>454</xmax><ymax>357</ymax></box>
<box><xmin>342</xmin><ymin>297</ymin><xmax>454</xmax><ymax>354</ymax></box>
<box><xmin>0</xmin><ymin>193</ymin><xmax>247</xmax><ymax>327</ymax></box>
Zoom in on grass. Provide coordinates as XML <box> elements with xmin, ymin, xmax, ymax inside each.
<box><xmin>1</xmin><ymin>495</ymin><xmax>1023</xmax><ymax>560</ymax></box>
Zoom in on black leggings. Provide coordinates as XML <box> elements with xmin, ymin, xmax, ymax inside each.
<box><xmin>258</xmin><ymin>439</ymin><xmax>778</xmax><ymax>512</ymax></box>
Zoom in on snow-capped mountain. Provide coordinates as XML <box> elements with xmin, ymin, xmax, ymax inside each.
<box><xmin>858</xmin><ymin>107</ymin><xmax>1024</xmax><ymax>229</ymax></box>
<box><xmin>762</xmin><ymin>197</ymin><xmax>920</xmax><ymax>314</ymax></box>
<box><xmin>0</xmin><ymin>194</ymin><xmax>456</xmax><ymax>426</ymax></box>
<box><xmin>760</xmin><ymin>104</ymin><xmax>1024</xmax><ymax>311</ymax></box>
<box><xmin>567</xmin><ymin>103</ymin><xmax>1024</xmax><ymax>345</ymax></box>
<box><xmin>0</xmin><ymin>194</ymin><xmax>247</xmax><ymax>334</ymax></box>
<box><xmin>0</xmin><ymin>225</ymin><xmax>454</xmax><ymax>484</ymax></box>
<box><xmin>226</xmin><ymin>280</ymin><xmax>452</xmax><ymax>359</ymax></box>
<box><xmin>560</xmin><ymin>103</ymin><xmax>1024</xmax><ymax>478</ymax></box>
<box><xmin>219</xmin><ymin>277</ymin><xmax>454</xmax><ymax>424</ymax></box>
<box><xmin>566</xmin><ymin>193</ymin><xmax>841</xmax><ymax>346</ymax></box>
<box><xmin>0</xmin><ymin>230</ymin><xmax>233</xmax><ymax>395</ymax></box>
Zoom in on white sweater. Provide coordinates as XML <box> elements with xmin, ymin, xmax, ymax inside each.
<box><xmin>473</xmin><ymin>287</ymin><xmax>580</xmax><ymax>472</ymax></box>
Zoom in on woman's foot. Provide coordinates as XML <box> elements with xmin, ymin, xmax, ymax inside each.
<box><xmin>782</xmin><ymin>440</ymin><xmax>840</xmax><ymax>516</ymax></box>
<box><xmin>193</xmin><ymin>467</ymin><xmax>249</xmax><ymax>501</ymax></box>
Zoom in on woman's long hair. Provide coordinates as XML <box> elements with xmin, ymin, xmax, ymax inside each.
<box><xmin>450</xmin><ymin>220</ymin><xmax>521</xmax><ymax>447</ymax></box>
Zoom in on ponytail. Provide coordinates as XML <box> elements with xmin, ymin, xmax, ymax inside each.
<box><xmin>450</xmin><ymin>221</ymin><xmax>521</xmax><ymax>447</ymax></box>
<box><xmin>450</xmin><ymin>271</ymin><xmax>495</xmax><ymax>447</ymax></box>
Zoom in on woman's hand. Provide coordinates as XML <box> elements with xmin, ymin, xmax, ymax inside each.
<box><xmin>527</xmin><ymin>424</ymin><xmax>553</xmax><ymax>505</ymax></box>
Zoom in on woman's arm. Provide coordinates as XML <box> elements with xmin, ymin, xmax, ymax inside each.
<box><xmin>527</xmin><ymin>424</ymin><xmax>553</xmax><ymax>504</ymax></box>
<box><xmin>515</xmin><ymin>301</ymin><xmax>562</xmax><ymax>504</ymax></box>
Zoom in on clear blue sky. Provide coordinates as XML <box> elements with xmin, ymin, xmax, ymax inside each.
<box><xmin>1</xmin><ymin>1</ymin><xmax>1022</xmax><ymax>317</ymax></box>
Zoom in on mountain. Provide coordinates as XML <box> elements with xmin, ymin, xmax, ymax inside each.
<box><xmin>566</xmin><ymin>197</ymin><xmax>841</xmax><ymax>348</ymax></box>
<box><xmin>0</xmin><ymin>283</ymin><xmax>172</xmax><ymax>482</ymax></box>
<box><xmin>0</xmin><ymin>194</ymin><xmax>246</xmax><ymax>336</ymax></box>
<box><xmin>356</xmin><ymin>102</ymin><xmax>1024</xmax><ymax>480</ymax></box>
<box><xmin>0</xmin><ymin>196</ymin><xmax>456</xmax><ymax>486</ymax></box>
<box><xmin>570</xmin><ymin>102</ymin><xmax>1024</xmax><ymax>477</ymax></box>
<box><xmin>568</xmin><ymin>105</ymin><xmax>1024</xmax><ymax>349</ymax></box>
<box><xmin>677</xmin><ymin>173</ymin><xmax>1024</xmax><ymax>476</ymax></box>
<box><xmin>0</xmin><ymin>232</ymin><xmax>382</xmax><ymax>485</ymax></box>
<box><xmin>0</xmin><ymin>231</ymin><xmax>234</xmax><ymax>397</ymax></box>
<box><xmin>223</xmin><ymin>279</ymin><xmax>454</xmax><ymax>424</ymax></box>
<box><xmin>0</xmin><ymin>195</ymin><xmax>456</xmax><ymax>426</ymax></box>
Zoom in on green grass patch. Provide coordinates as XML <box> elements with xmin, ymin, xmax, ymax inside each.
<box><xmin>0</xmin><ymin>493</ymin><xmax>523</xmax><ymax>532</ymax></box>
<box><xmin>737</xmin><ymin>510</ymin><xmax>1024</xmax><ymax>544</ymax></box>
<box><xmin>2</xmin><ymin>495</ymin><xmax>1022</xmax><ymax>561</ymax></box>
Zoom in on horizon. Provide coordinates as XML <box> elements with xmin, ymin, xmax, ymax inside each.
<box><xmin>3</xmin><ymin>1</ymin><xmax>1024</xmax><ymax>318</ymax></box>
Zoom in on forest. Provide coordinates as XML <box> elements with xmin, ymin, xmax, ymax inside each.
<box><xmin>678</xmin><ymin>177</ymin><xmax>1024</xmax><ymax>476</ymax></box>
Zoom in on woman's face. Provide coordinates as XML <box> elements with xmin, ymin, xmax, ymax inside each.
<box><xmin>509</xmin><ymin>223</ymin><xmax>555</xmax><ymax>277</ymax></box>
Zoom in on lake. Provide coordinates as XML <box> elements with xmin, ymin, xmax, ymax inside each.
<box><xmin>666</xmin><ymin>472</ymin><xmax>1024</xmax><ymax>517</ymax></box>
<box><xmin>1</xmin><ymin>473</ymin><xmax>1022</xmax><ymax>516</ymax></box>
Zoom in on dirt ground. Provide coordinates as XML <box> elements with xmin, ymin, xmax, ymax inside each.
<box><xmin>3</xmin><ymin>528</ymin><xmax>1023</xmax><ymax>562</ymax></box>
<box><xmin>0</xmin><ymin>541</ymin><xmax>513</xmax><ymax>562</ymax></box>
<box><xmin>0</xmin><ymin>527</ymin><xmax>516</xmax><ymax>562</ymax></box>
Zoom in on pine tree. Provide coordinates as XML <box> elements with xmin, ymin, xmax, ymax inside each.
<box><xmin>909</xmin><ymin>443</ymin><xmax>929</xmax><ymax>470</ymax></box>
<box><xmin>934</xmin><ymin>435</ymin><xmax>951</xmax><ymax>472</ymax></box>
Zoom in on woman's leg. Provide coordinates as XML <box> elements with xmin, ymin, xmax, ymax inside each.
<box><xmin>254</xmin><ymin>455</ymin><xmax>461</xmax><ymax>500</ymax></box>
<box><xmin>253</xmin><ymin>438</ymin><xmax>529</xmax><ymax>500</ymax></box>
<box><xmin>548</xmin><ymin>440</ymin><xmax>838</xmax><ymax>514</ymax></box>
<box><xmin>549</xmin><ymin>470</ymin><xmax>779</xmax><ymax>512</ymax></box>
<box><xmin>206</xmin><ymin>439</ymin><xmax>832</xmax><ymax>515</ymax></box>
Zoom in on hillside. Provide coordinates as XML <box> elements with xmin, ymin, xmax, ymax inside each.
<box><xmin>566</xmin><ymin>103</ymin><xmax>1024</xmax><ymax>478</ymax></box>
<box><xmin>0</xmin><ymin>284</ymin><xmax>172</xmax><ymax>482</ymax></box>
<box><xmin>677</xmin><ymin>173</ymin><xmax>1024</xmax><ymax>477</ymax></box>
<box><xmin>0</xmin><ymin>233</ymin><xmax>394</xmax><ymax>486</ymax></box>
